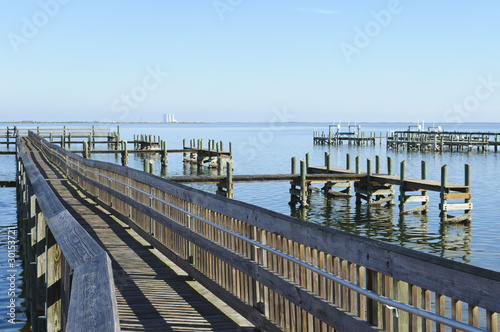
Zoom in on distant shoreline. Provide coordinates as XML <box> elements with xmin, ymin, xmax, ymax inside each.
<box><xmin>1</xmin><ymin>121</ymin><xmax>500</xmax><ymax>125</ymax></box>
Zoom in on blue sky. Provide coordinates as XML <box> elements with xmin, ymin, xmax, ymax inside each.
<box><xmin>1</xmin><ymin>1</ymin><xmax>499</xmax><ymax>122</ymax></box>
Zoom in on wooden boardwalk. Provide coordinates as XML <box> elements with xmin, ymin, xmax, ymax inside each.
<box><xmin>21</xmin><ymin>137</ymin><xmax>254</xmax><ymax>331</ymax></box>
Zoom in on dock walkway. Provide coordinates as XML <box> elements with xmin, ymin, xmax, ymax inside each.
<box><xmin>21</xmin><ymin>137</ymin><xmax>254</xmax><ymax>331</ymax></box>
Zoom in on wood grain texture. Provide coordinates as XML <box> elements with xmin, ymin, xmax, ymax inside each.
<box><xmin>67</xmin><ymin>252</ymin><xmax>120</xmax><ymax>332</ymax></box>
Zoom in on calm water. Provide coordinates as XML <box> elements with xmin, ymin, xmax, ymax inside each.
<box><xmin>1</xmin><ymin>121</ymin><xmax>499</xmax><ymax>329</ymax></box>
<box><xmin>0</xmin><ymin>147</ymin><xmax>28</xmax><ymax>331</ymax></box>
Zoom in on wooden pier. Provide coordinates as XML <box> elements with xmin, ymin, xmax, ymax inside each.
<box><xmin>312</xmin><ymin>125</ymin><xmax>384</xmax><ymax>146</ymax></box>
<box><xmin>388</xmin><ymin>130</ymin><xmax>500</xmax><ymax>152</ymax></box>
<box><xmin>11</xmin><ymin>130</ymin><xmax>500</xmax><ymax>331</ymax></box>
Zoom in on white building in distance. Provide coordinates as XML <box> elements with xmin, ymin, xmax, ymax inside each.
<box><xmin>163</xmin><ymin>114</ymin><xmax>177</xmax><ymax>123</ymax></box>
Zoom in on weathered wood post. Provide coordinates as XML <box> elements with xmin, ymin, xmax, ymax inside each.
<box><xmin>291</xmin><ymin>156</ymin><xmax>297</xmax><ymax>174</ymax></box>
<box><xmin>375</xmin><ymin>155</ymin><xmax>380</xmax><ymax>174</ymax></box>
<box><xmin>121</xmin><ymin>141</ymin><xmax>128</xmax><ymax>166</ymax></box>
<box><xmin>46</xmin><ymin>229</ymin><xmax>62</xmax><ymax>331</ymax></box>
<box><xmin>440</xmin><ymin>165</ymin><xmax>448</xmax><ymax>222</ymax></box>
<box><xmin>68</xmin><ymin>132</ymin><xmax>72</xmax><ymax>148</ymax></box>
<box><xmin>346</xmin><ymin>153</ymin><xmax>351</xmax><ymax>170</ymax></box>
<box><xmin>83</xmin><ymin>141</ymin><xmax>89</xmax><ymax>159</ymax></box>
<box><xmin>399</xmin><ymin>161</ymin><xmax>406</xmax><ymax>213</ymax></box>
<box><xmin>421</xmin><ymin>161</ymin><xmax>428</xmax><ymax>214</ymax></box>
<box><xmin>305</xmin><ymin>152</ymin><xmax>310</xmax><ymax>173</ymax></box>
<box><xmin>387</xmin><ymin>157</ymin><xmax>393</xmax><ymax>176</ymax></box>
<box><xmin>366</xmin><ymin>158</ymin><xmax>373</xmax><ymax>204</ymax></box>
<box><xmin>226</xmin><ymin>160</ymin><xmax>233</xmax><ymax>198</ymax></box>
<box><xmin>355</xmin><ymin>156</ymin><xmax>361</xmax><ymax>205</ymax></box>
<box><xmin>149</xmin><ymin>159</ymin><xmax>155</xmax><ymax>174</ymax></box>
<box><xmin>61</xmin><ymin>135</ymin><xmax>65</xmax><ymax>149</ymax></box>
<box><xmin>143</xmin><ymin>159</ymin><xmax>150</xmax><ymax>173</ymax></box>
<box><xmin>89</xmin><ymin>133</ymin><xmax>93</xmax><ymax>150</ymax></box>
<box><xmin>326</xmin><ymin>153</ymin><xmax>331</xmax><ymax>172</ymax></box>
<box><xmin>50</xmin><ymin>133</ymin><xmax>53</xmax><ymax>143</ymax></box>
<box><xmin>465</xmin><ymin>164</ymin><xmax>471</xmax><ymax>215</ymax></box>
<box><xmin>300</xmin><ymin>158</ymin><xmax>308</xmax><ymax>207</ymax></box>
<box><xmin>6</xmin><ymin>126</ymin><xmax>9</xmax><ymax>147</ymax></box>
<box><xmin>161</xmin><ymin>140</ymin><xmax>167</xmax><ymax>168</ymax></box>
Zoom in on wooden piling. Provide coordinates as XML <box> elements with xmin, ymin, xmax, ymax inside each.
<box><xmin>421</xmin><ymin>161</ymin><xmax>428</xmax><ymax>214</ymax></box>
<box><xmin>149</xmin><ymin>160</ymin><xmax>155</xmax><ymax>174</ymax></box>
<box><xmin>366</xmin><ymin>158</ymin><xmax>372</xmax><ymax>204</ymax></box>
<box><xmin>121</xmin><ymin>141</ymin><xmax>128</xmax><ymax>166</ymax></box>
<box><xmin>161</xmin><ymin>140</ymin><xmax>167</xmax><ymax>168</ymax></box>
<box><xmin>227</xmin><ymin>160</ymin><xmax>233</xmax><ymax>198</ymax></box>
<box><xmin>399</xmin><ymin>161</ymin><xmax>406</xmax><ymax>213</ymax></box>
<box><xmin>305</xmin><ymin>153</ymin><xmax>310</xmax><ymax>173</ymax></box>
<box><xmin>465</xmin><ymin>164</ymin><xmax>471</xmax><ymax>214</ymax></box>
<box><xmin>440</xmin><ymin>165</ymin><xmax>447</xmax><ymax>221</ymax></box>
<box><xmin>387</xmin><ymin>157</ymin><xmax>393</xmax><ymax>176</ymax></box>
<box><xmin>83</xmin><ymin>141</ymin><xmax>89</xmax><ymax>159</ymax></box>
<box><xmin>144</xmin><ymin>159</ymin><xmax>150</xmax><ymax>173</ymax></box>
<box><xmin>291</xmin><ymin>157</ymin><xmax>297</xmax><ymax>174</ymax></box>
<box><xmin>300</xmin><ymin>159</ymin><xmax>308</xmax><ymax>207</ymax></box>
<box><xmin>346</xmin><ymin>154</ymin><xmax>351</xmax><ymax>170</ymax></box>
<box><xmin>375</xmin><ymin>155</ymin><xmax>380</xmax><ymax>174</ymax></box>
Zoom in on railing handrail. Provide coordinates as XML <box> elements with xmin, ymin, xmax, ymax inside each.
<box><xmin>30</xmin><ymin>131</ymin><xmax>500</xmax><ymax>331</ymax></box>
<box><xmin>17</xmin><ymin>135</ymin><xmax>120</xmax><ymax>331</ymax></box>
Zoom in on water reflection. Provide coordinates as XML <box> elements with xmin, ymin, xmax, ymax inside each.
<box><xmin>293</xmin><ymin>191</ymin><xmax>472</xmax><ymax>264</ymax></box>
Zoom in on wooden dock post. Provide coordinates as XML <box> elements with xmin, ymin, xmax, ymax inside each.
<box><xmin>375</xmin><ymin>155</ymin><xmax>380</xmax><ymax>174</ymax></box>
<box><xmin>399</xmin><ymin>161</ymin><xmax>406</xmax><ymax>213</ymax></box>
<box><xmin>421</xmin><ymin>161</ymin><xmax>428</xmax><ymax>214</ymax></box>
<box><xmin>300</xmin><ymin>158</ymin><xmax>308</xmax><ymax>207</ymax></box>
<box><xmin>61</xmin><ymin>135</ymin><xmax>65</xmax><ymax>149</ymax></box>
<box><xmin>161</xmin><ymin>140</ymin><xmax>167</xmax><ymax>168</ymax></box>
<box><xmin>6</xmin><ymin>126</ymin><xmax>9</xmax><ymax>147</ymax></box>
<box><xmin>305</xmin><ymin>153</ymin><xmax>310</xmax><ymax>173</ymax></box>
<box><xmin>465</xmin><ymin>164</ymin><xmax>471</xmax><ymax>214</ymax></box>
<box><xmin>355</xmin><ymin>156</ymin><xmax>361</xmax><ymax>205</ymax></box>
<box><xmin>68</xmin><ymin>132</ymin><xmax>72</xmax><ymax>148</ymax></box>
<box><xmin>440</xmin><ymin>165</ymin><xmax>448</xmax><ymax>222</ymax></box>
<box><xmin>289</xmin><ymin>157</ymin><xmax>299</xmax><ymax>205</ymax></box>
<box><xmin>346</xmin><ymin>153</ymin><xmax>351</xmax><ymax>170</ymax></box>
<box><xmin>149</xmin><ymin>159</ymin><xmax>155</xmax><ymax>174</ymax></box>
<box><xmin>325</xmin><ymin>152</ymin><xmax>331</xmax><ymax>171</ymax></box>
<box><xmin>366</xmin><ymin>158</ymin><xmax>373</xmax><ymax>204</ymax></box>
<box><xmin>226</xmin><ymin>160</ymin><xmax>233</xmax><ymax>198</ymax></box>
<box><xmin>144</xmin><ymin>159</ymin><xmax>150</xmax><ymax>173</ymax></box>
<box><xmin>387</xmin><ymin>157</ymin><xmax>393</xmax><ymax>175</ymax></box>
<box><xmin>50</xmin><ymin>132</ymin><xmax>53</xmax><ymax>143</ymax></box>
<box><xmin>121</xmin><ymin>141</ymin><xmax>128</xmax><ymax>166</ymax></box>
<box><xmin>83</xmin><ymin>141</ymin><xmax>89</xmax><ymax>159</ymax></box>
<box><xmin>217</xmin><ymin>157</ymin><xmax>224</xmax><ymax>176</ymax></box>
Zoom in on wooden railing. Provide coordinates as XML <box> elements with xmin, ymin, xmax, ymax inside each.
<box><xmin>3</xmin><ymin>126</ymin><xmax>111</xmax><ymax>138</ymax></box>
<box><xmin>17</xmin><ymin>136</ymin><xmax>120</xmax><ymax>331</ymax></box>
<box><xmin>29</xmin><ymin>131</ymin><xmax>500</xmax><ymax>332</ymax></box>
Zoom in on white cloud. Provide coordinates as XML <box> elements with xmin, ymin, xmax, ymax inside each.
<box><xmin>295</xmin><ymin>7</ymin><xmax>337</xmax><ymax>14</ymax></box>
